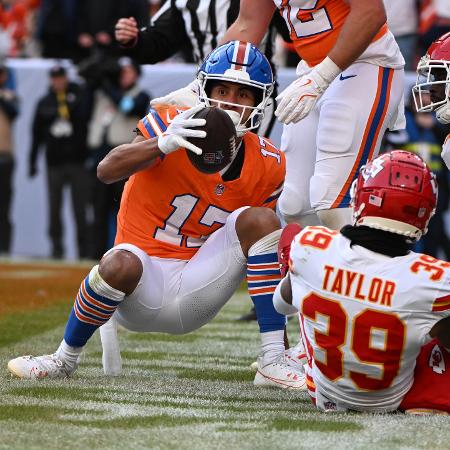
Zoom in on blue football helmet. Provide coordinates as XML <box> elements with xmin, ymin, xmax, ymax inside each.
<box><xmin>197</xmin><ymin>40</ymin><xmax>274</xmax><ymax>135</ymax></box>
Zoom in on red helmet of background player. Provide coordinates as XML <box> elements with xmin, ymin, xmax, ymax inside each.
<box><xmin>350</xmin><ymin>150</ymin><xmax>438</xmax><ymax>242</ymax></box>
<box><xmin>413</xmin><ymin>32</ymin><xmax>450</xmax><ymax>123</ymax></box>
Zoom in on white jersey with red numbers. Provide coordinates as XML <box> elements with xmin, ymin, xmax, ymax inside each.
<box><xmin>289</xmin><ymin>226</ymin><xmax>450</xmax><ymax>412</ymax></box>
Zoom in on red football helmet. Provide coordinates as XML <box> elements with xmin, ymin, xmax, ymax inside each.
<box><xmin>350</xmin><ymin>150</ymin><xmax>437</xmax><ymax>241</ymax></box>
<box><xmin>413</xmin><ymin>32</ymin><xmax>450</xmax><ymax>123</ymax></box>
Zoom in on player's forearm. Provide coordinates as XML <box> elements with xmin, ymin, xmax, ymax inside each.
<box><xmin>97</xmin><ymin>137</ymin><xmax>161</xmax><ymax>184</ymax></box>
<box><xmin>327</xmin><ymin>0</ymin><xmax>386</xmax><ymax>70</ymax></box>
<box><xmin>220</xmin><ymin>0</ymin><xmax>275</xmax><ymax>45</ymax></box>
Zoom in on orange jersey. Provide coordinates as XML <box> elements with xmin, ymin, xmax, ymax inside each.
<box><xmin>275</xmin><ymin>0</ymin><xmax>388</xmax><ymax>66</ymax></box>
<box><xmin>115</xmin><ymin>105</ymin><xmax>286</xmax><ymax>260</ymax></box>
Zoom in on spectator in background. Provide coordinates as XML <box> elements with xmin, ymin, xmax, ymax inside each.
<box><xmin>77</xmin><ymin>0</ymin><xmax>149</xmax><ymax>61</ymax></box>
<box><xmin>383</xmin><ymin>0</ymin><xmax>419</xmax><ymax>71</ymax></box>
<box><xmin>35</xmin><ymin>0</ymin><xmax>81</xmax><ymax>59</ymax></box>
<box><xmin>419</xmin><ymin>0</ymin><xmax>450</xmax><ymax>54</ymax></box>
<box><xmin>0</xmin><ymin>62</ymin><xmax>18</xmax><ymax>255</ymax></box>
<box><xmin>0</xmin><ymin>0</ymin><xmax>39</xmax><ymax>57</ymax></box>
<box><xmin>82</xmin><ymin>57</ymin><xmax>150</xmax><ymax>259</ymax></box>
<box><xmin>383</xmin><ymin>91</ymin><xmax>450</xmax><ymax>259</ymax></box>
<box><xmin>29</xmin><ymin>65</ymin><xmax>91</xmax><ymax>259</ymax></box>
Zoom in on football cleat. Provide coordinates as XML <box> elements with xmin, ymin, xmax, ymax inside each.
<box><xmin>7</xmin><ymin>354</ymin><xmax>75</xmax><ymax>379</ymax></box>
<box><xmin>250</xmin><ymin>341</ymin><xmax>308</xmax><ymax>373</ymax></box>
<box><xmin>285</xmin><ymin>340</ymin><xmax>308</xmax><ymax>373</ymax></box>
<box><xmin>254</xmin><ymin>353</ymin><xmax>307</xmax><ymax>390</ymax></box>
<box><xmin>278</xmin><ymin>223</ymin><xmax>302</xmax><ymax>277</ymax></box>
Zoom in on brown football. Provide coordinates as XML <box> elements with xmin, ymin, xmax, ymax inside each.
<box><xmin>186</xmin><ymin>106</ymin><xmax>237</xmax><ymax>174</ymax></box>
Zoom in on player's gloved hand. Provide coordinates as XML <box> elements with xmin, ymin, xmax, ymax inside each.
<box><xmin>158</xmin><ymin>104</ymin><xmax>206</xmax><ymax>155</ymax></box>
<box><xmin>275</xmin><ymin>57</ymin><xmax>341</xmax><ymax>125</ymax></box>
<box><xmin>150</xmin><ymin>80</ymin><xmax>199</xmax><ymax>108</ymax></box>
<box><xmin>441</xmin><ymin>134</ymin><xmax>450</xmax><ymax>170</ymax></box>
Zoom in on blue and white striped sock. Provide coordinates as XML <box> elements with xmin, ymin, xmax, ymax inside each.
<box><xmin>63</xmin><ymin>266</ymin><xmax>125</xmax><ymax>348</ymax></box>
<box><xmin>247</xmin><ymin>252</ymin><xmax>285</xmax><ymax>333</ymax></box>
<box><xmin>246</xmin><ymin>230</ymin><xmax>286</xmax><ymax>364</ymax></box>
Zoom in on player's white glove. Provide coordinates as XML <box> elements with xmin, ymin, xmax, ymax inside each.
<box><xmin>441</xmin><ymin>134</ymin><xmax>450</xmax><ymax>170</ymax></box>
<box><xmin>275</xmin><ymin>57</ymin><xmax>341</xmax><ymax>125</ymax></box>
<box><xmin>157</xmin><ymin>104</ymin><xmax>206</xmax><ymax>155</ymax></box>
<box><xmin>150</xmin><ymin>80</ymin><xmax>199</xmax><ymax>108</ymax></box>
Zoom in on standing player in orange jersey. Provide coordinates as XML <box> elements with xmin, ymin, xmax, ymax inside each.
<box><xmin>7</xmin><ymin>41</ymin><xmax>307</xmax><ymax>390</ymax></box>
<box><xmin>274</xmin><ymin>150</ymin><xmax>450</xmax><ymax>414</ymax></box>
<box><xmin>215</xmin><ymin>0</ymin><xmax>406</xmax><ymax>231</ymax></box>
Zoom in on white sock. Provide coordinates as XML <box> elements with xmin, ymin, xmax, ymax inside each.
<box><xmin>260</xmin><ymin>330</ymin><xmax>285</xmax><ymax>365</ymax></box>
<box><xmin>55</xmin><ymin>339</ymin><xmax>82</xmax><ymax>372</ymax></box>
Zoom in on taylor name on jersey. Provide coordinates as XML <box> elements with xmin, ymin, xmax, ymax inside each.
<box><xmin>289</xmin><ymin>225</ymin><xmax>450</xmax><ymax>411</ymax></box>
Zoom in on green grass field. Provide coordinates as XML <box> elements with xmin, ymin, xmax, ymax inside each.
<box><xmin>1</xmin><ymin>262</ymin><xmax>450</xmax><ymax>450</ymax></box>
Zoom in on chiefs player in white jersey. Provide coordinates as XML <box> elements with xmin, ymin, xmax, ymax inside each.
<box><xmin>274</xmin><ymin>150</ymin><xmax>450</xmax><ymax>413</ymax></box>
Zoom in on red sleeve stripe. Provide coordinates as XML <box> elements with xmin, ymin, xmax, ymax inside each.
<box><xmin>431</xmin><ymin>295</ymin><xmax>450</xmax><ymax>311</ymax></box>
<box><xmin>432</xmin><ymin>303</ymin><xmax>450</xmax><ymax>312</ymax></box>
<box><xmin>432</xmin><ymin>295</ymin><xmax>450</xmax><ymax>311</ymax></box>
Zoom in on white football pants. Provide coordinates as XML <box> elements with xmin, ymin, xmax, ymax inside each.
<box><xmin>109</xmin><ymin>207</ymin><xmax>248</xmax><ymax>334</ymax></box>
<box><xmin>278</xmin><ymin>62</ymin><xmax>405</xmax><ymax>228</ymax></box>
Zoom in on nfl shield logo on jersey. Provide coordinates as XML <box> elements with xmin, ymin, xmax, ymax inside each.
<box><xmin>429</xmin><ymin>344</ymin><xmax>446</xmax><ymax>374</ymax></box>
<box><xmin>215</xmin><ymin>184</ymin><xmax>225</xmax><ymax>196</ymax></box>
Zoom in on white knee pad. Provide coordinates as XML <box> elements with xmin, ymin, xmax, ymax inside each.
<box><xmin>316</xmin><ymin>208</ymin><xmax>352</xmax><ymax>230</ymax></box>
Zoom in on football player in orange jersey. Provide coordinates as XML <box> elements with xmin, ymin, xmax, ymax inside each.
<box><xmin>7</xmin><ymin>41</ymin><xmax>306</xmax><ymax>390</ymax></box>
<box><xmin>274</xmin><ymin>150</ymin><xmax>450</xmax><ymax>414</ymax></box>
<box><xmin>156</xmin><ymin>0</ymin><xmax>405</xmax><ymax>232</ymax></box>
<box><xmin>413</xmin><ymin>32</ymin><xmax>450</xmax><ymax>170</ymax></box>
